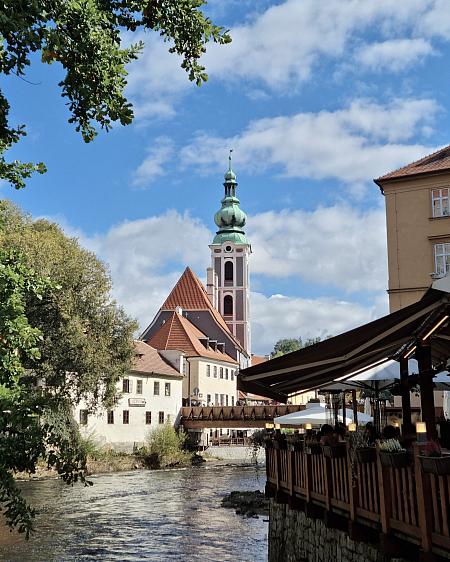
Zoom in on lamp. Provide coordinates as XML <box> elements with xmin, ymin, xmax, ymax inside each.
<box><xmin>305</xmin><ymin>423</ymin><xmax>312</xmax><ymax>430</ymax></box>
<box><xmin>348</xmin><ymin>423</ymin><xmax>357</xmax><ymax>432</ymax></box>
<box><xmin>392</xmin><ymin>421</ymin><xmax>400</xmax><ymax>428</ymax></box>
<box><xmin>274</xmin><ymin>423</ymin><xmax>281</xmax><ymax>430</ymax></box>
<box><xmin>422</xmin><ymin>315</ymin><xmax>449</xmax><ymax>341</ymax></box>
<box><xmin>265</xmin><ymin>423</ymin><xmax>274</xmax><ymax>430</ymax></box>
<box><xmin>416</xmin><ymin>421</ymin><xmax>427</xmax><ymax>442</ymax></box>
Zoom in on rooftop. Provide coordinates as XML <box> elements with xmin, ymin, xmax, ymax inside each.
<box><xmin>132</xmin><ymin>340</ymin><xmax>183</xmax><ymax>378</ymax></box>
<box><xmin>147</xmin><ymin>310</ymin><xmax>238</xmax><ymax>365</ymax></box>
<box><xmin>375</xmin><ymin>144</ymin><xmax>450</xmax><ymax>184</ymax></box>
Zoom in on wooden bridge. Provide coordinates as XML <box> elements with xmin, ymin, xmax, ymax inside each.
<box><xmin>179</xmin><ymin>405</ymin><xmax>304</xmax><ymax>429</ymax></box>
<box><xmin>266</xmin><ymin>438</ymin><xmax>450</xmax><ymax>561</ymax></box>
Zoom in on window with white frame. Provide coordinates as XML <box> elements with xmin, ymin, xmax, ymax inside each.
<box><xmin>136</xmin><ymin>379</ymin><xmax>143</xmax><ymax>394</ymax></box>
<box><xmin>231</xmin><ymin>370</ymin><xmax>234</xmax><ymax>381</ymax></box>
<box><xmin>432</xmin><ymin>188</ymin><xmax>450</xmax><ymax>217</ymax></box>
<box><xmin>206</xmin><ymin>364</ymin><xmax>211</xmax><ymax>377</ymax></box>
<box><xmin>165</xmin><ymin>382</ymin><xmax>171</xmax><ymax>397</ymax></box>
<box><xmin>213</xmin><ymin>366</ymin><xmax>217</xmax><ymax>378</ymax></box>
<box><xmin>434</xmin><ymin>243</ymin><xmax>450</xmax><ymax>277</ymax></box>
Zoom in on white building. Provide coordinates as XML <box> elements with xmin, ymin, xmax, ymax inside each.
<box><xmin>75</xmin><ymin>341</ymin><xmax>183</xmax><ymax>452</ymax></box>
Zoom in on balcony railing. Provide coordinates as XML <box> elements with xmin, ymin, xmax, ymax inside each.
<box><xmin>265</xmin><ymin>438</ymin><xmax>450</xmax><ymax>559</ymax></box>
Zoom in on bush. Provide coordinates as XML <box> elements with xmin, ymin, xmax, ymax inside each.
<box><xmin>144</xmin><ymin>424</ymin><xmax>192</xmax><ymax>469</ymax></box>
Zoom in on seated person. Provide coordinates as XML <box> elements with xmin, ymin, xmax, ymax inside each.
<box><xmin>319</xmin><ymin>424</ymin><xmax>337</xmax><ymax>446</ymax></box>
<box><xmin>381</xmin><ymin>424</ymin><xmax>398</xmax><ymax>440</ymax></box>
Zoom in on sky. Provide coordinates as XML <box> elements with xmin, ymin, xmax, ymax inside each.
<box><xmin>4</xmin><ymin>0</ymin><xmax>450</xmax><ymax>355</ymax></box>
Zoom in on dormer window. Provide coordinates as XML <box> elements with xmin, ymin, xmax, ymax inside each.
<box><xmin>432</xmin><ymin>188</ymin><xmax>450</xmax><ymax>217</ymax></box>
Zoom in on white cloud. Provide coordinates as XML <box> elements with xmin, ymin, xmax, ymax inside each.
<box><xmin>249</xmin><ymin>204</ymin><xmax>387</xmax><ymax>292</ymax></box>
<box><xmin>251</xmin><ymin>291</ymin><xmax>387</xmax><ymax>355</ymax></box>
<box><xmin>132</xmin><ymin>137</ymin><xmax>174</xmax><ymax>187</ymax></box>
<box><xmin>180</xmin><ymin>99</ymin><xmax>438</xmax><ymax>184</ymax></box>
<box><xmin>54</xmin><ymin>200</ymin><xmax>390</xmax><ymax>353</ymax></box>
<box><xmin>123</xmin><ymin>0</ymin><xmax>450</xmax><ymax>121</ymax></box>
<box><xmin>355</xmin><ymin>39</ymin><xmax>435</xmax><ymax>72</ymax></box>
<box><xmin>83</xmin><ymin>211</ymin><xmax>211</xmax><ymax>326</ymax></box>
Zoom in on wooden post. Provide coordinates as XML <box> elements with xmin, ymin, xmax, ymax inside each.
<box><xmin>417</xmin><ymin>343</ymin><xmax>437</xmax><ymax>441</ymax></box>
<box><xmin>305</xmin><ymin>451</ymin><xmax>312</xmax><ymax>503</ymax></box>
<box><xmin>275</xmin><ymin>446</ymin><xmax>281</xmax><ymax>492</ymax></box>
<box><xmin>289</xmin><ymin>449</ymin><xmax>295</xmax><ymax>501</ymax></box>
<box><xmin>333</xmin><ymin>394</ymin><xmax>339</xmax><ymax>427</ymax></box>
<box><xmin>352</xmin><ymin>389</ymin><xmax>358</xmax><ymax>425</ymax></box>
<box><xmin>377</xmin><ymin>446</ymin><xmax>391</xmax><ymax>535</ymax></box>
<box><xmin>342</xmin><ymin>391</ymin><xmax>346</xmax><ymax>425</ymax></box>
<box><xmin>399</xmin><ymin>357</ymin><xmax>413</xmax><ymax>435</ymax></box>
<box><xmin>347</xmin><ymin>442</ymin><xmax>357</xmax><ymax>521</ymax></box>
<box><xmin>323</xmin><ymin>455</ymin><xmax>332</xmax><ymax>511</ymax></box>
<box><xmin>414</xmin><ymin>443</ymin><xmax>433</xmax><ymax>554</ymax></box>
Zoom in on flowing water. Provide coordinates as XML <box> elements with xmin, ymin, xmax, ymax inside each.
<box><xmin>0</xmin><ymin>464</ymin><xmax>268</xmax><ymax>562</ymax></box>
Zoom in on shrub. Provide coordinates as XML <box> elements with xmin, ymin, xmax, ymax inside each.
<box><xmin>144</xmin><ymin>424</ymin><xmax>192</xmax><ymax>469</ymax></box>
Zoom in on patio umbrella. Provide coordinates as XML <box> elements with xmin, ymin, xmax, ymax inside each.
<box><xmin>274</xmin><ymin>402</ymin><xmax>373</xmax><ymax>426</ymax></box>
<box><xmin>444</xmin><ymin>391</ymin><xmax>450</xmax><ymax>421</ymax></box>
<box><xmin>364</xmin><ymin>397</ymin><xmax>372</xmax><ymax>417</ymax></box>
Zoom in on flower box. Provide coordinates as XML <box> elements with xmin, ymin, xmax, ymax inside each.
<box><xmin>305</xmin><ymin>443</ymin><xmax>321</xmax><ymax>455</ymax></box>
<box><xmin>379</xmin><ymin>450</ymin><xmax>409</xmax><ymax>469</ymax></box>
<box><xmin>419</xmin><ymin>455</ymin><xmax>450</xmax><ymax>475</ymax></box>
<box><xmin>356</xmin><ymin>447</ymin><xmax>376</xmax><ymax>464</ymax></box>
<box><xmin>322</xmin><ymin>443</ymin><xmax>347</xmax><ymax>459</ymax></box>
<box><xmin>287</xmin><ymin>441</ymin><xmax>303</xmax><ymax>452</ymax></box>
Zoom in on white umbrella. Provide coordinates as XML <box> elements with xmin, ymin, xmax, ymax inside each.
<box><xmin>274</xmin><ymin>402</ymin><xmax>373</xmax><ymax>426</ymax></box>
<box><xmin>443</xmin><ymin>391</ymin><xmax>450</xmax><ymax>420</ymax></box>
<box><xmin>364</xmin><ymin>397</ymin><xmax>372</xmax><ymax>417</ymax></box>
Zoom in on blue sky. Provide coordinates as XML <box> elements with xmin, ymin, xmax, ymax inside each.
<box><xmin>4</xmin><ymin>0</ymin><xmax>450</xmax><ymax>353</ymax></box>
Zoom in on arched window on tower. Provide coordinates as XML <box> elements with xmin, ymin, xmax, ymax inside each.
<box><xmin>224</xmin><ymin>261</ymin><xmax>233</xmax><ymax>285</ymax></box>
<box><xmin>223</xmin><ymin>295</ymin><xmax>233</xmax><ymax>316</ymax></box>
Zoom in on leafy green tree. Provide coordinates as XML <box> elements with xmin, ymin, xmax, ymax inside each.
<box><xmin>0</xmin><ymin>201</ymin><xmax>137</xmax><ymax>535</ymax></box>
<box><xmin>271</xmin><ymin>336</ymin><xmax>324</xmax><ymax>358</ymax></box>
<box><xmin>0</xmin><ymin>0</ymin><xmax>231</xmax><ymax>189</ymax></box>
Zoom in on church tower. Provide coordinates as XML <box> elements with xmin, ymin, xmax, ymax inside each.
<box><xmin>207</xmin><ymin>152</ymin><xmax>251</xmax><ymax>357</ymax></box>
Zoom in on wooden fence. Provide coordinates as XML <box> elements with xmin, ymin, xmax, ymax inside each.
<box><xmin>266</xmin><ymin>440</ymin><xmax>450</xmax><ymax>560</ymax></box>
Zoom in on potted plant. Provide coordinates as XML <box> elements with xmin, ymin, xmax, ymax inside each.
<box><xmin>305</xmin><ymin>441</ymin><xmax>321</xmax><ymax>455</ymax></box>
<box><xmin>350</xmin><ymin>431</ymin><xmax>376</xmax><ymax>463</ymax></box>
<box><xmin>322</xmin><ymin>441</ymin><xmax>347</xmax><ymax>458</ymax></box>
<box><xmin>379</xmin><ymin>438</ymin><xmax>409</xmax><ymax>468</ymax></box>
<box><xmin>419</xmin><ymin>440</ymin><xmax>450</xmax><ymax>475</ymax></box>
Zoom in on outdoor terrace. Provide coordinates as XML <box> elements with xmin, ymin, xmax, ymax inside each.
<box><xmin>265</xmin><ymin>437</ymin><xmax>450</xmax><ymax>560</ymax></box>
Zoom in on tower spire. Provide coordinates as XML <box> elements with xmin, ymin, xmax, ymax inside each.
<box><xmin>213</xmin><ymin>151</ymin><xmax>247</xmax><ymax>245</ymax></box>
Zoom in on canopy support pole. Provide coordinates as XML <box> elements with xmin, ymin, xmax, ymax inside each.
<box><xmin>342</xmin><ymin>391</ymin><xmax>346</xmax><ymax>426</ymax></box>
<box><xmin>333</xmin><ymin>394</ymin><xmax>339</xmax><ymax>427</ymax></box>
<box><xmin>352</xmin><ymin>389</ymin><xmax>358</xmax><ymax>425</ymax></box>
<box><xmin>417</xmin><ymin>343</ymin><xmax>437</xmax><ymax>441</ymax></box>
<box><xmin>399</xmin><ymin>357</ymin><xmax>413</xmax><ymax>436</ymax></box>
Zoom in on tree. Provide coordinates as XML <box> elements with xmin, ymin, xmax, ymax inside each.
<box><xmin>0</xmin><ymin>201</ymin><xmax>137</xmax><ymax>535</ymax></box>
<box><xmin>0</xmin><ymin>0</ymin><xmax>231</xmax><ymax>189</ymax></box>
<box><xmin>271</xmin><ymin>336</ymin><xmax>324</xmax><ymax>358</ymax></box>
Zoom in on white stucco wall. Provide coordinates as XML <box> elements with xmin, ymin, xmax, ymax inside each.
<box><xmin>184</xmin><ymin>357</ymin><xmax>238</xmax><ymax>406</ymax></box>
<box><xmin>74</xmin><ymin>371</ymin><xmax>183</xmax><ymax>452</ymax></box>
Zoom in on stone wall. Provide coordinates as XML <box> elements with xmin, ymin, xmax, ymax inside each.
<box><xmin>268</xmin><ymin>499</ymin><xmax>408</xmax><ymax>562</ymax></box>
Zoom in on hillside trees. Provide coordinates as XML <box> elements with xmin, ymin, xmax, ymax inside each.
<box><xmin>0</xmin><ymin>201</ymin><xmax>137</xmax><ymax>534</ymax></box>
<box><xmin>271</xmin><ymin>336</ymin><xmax>323</xmax><ymax>358</ymax></box>
<box><xmin>0</xmin><ymin>0</ymin><xmax>231</xmax><ymax>189</ymax></box>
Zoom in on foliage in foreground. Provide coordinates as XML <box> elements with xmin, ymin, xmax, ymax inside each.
<box><xmin>144</xmin><ymin>424</ymin><xmax>192</xmax><ymax>469</ymax></box>
<box><xmin>0</xmin><ymin>0</ymin><xmax>231</xmax><ymax>189</ymax></box>
<box><xmin>0</xmin><ymin>202</ymin><xmax>137</xmax><ymax>536</ymax></box>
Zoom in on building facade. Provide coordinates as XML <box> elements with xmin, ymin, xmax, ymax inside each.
<box><xmin>375</xmin><ymin>146</ymin><xmax>450</xmax><ymax>312</ymax></box>
<box><xmin>376</xmin><ymin>146</ymin><xmax>450</xmax><ymax>415</ymax></box>
<box><xmin>75</xmin><ymin>341</ymin><xmax>183</xmax><ymax>452</ymax></box>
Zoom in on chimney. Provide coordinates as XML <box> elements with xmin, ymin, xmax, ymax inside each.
<box><xmin>206</xmin><ymin>267</ymin><xmax>218</xmax><ymax>308</ymax></box>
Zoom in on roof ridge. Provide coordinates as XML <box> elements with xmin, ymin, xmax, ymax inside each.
<box><xmin>375</xmin><ymin>144</ymin><xmax>450</xmax><ymax>183</ymax></box>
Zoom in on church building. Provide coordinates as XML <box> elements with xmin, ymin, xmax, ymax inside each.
<box><xmin>140</xmin><ymin>154</ymin><xmax>253</xmax><ymax>408</ymax></box>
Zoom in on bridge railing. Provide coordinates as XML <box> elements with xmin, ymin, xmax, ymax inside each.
<box><xmin>180</xmin><ymin>404</ymin><xmax>304</xmax><ymax>422</ymax></box>
<box><xmin>266</xmin><ymin>438</ymin><xmax>450</xmax><ymax>559</ymax></box>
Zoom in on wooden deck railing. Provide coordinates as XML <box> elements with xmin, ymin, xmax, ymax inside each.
<box><xmin>180</xmin><ymin>405</ymin><xmax>304</xmax><ymax>428</ymax></box>
<box><xmin>266</xmin><ymin>440</ymin><xmax>450</xmax><ymax>559</ymax></box>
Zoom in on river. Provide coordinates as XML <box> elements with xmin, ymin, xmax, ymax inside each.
<box><xmin>0</xmin><ymin>464</ymin><xmax>268</xmax><ymax>562</ymax></box>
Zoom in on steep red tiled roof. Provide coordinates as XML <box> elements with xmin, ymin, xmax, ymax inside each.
<box><xmin>161</xmin><ymin>267</ymin><xmax>245</xmax><ymax>353</ymax></box>
<box><xmin>251</xmin><ymin>354</ymin><xmax>269</xmax><ymax>366</ymax></box>
<box><xmin>132</xmin><ymin>341</ymin><xmax>183</xmax><ymax>378</ymax></box>
<box><xmin>375</xmin><ymin>145</ymin><xmax>450</xmax><ymax>184</ymax></box>
<box><xmin>147</xmin><ymin>311</ymin><xmax>238</xmax><ymax>365</ymax></box>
